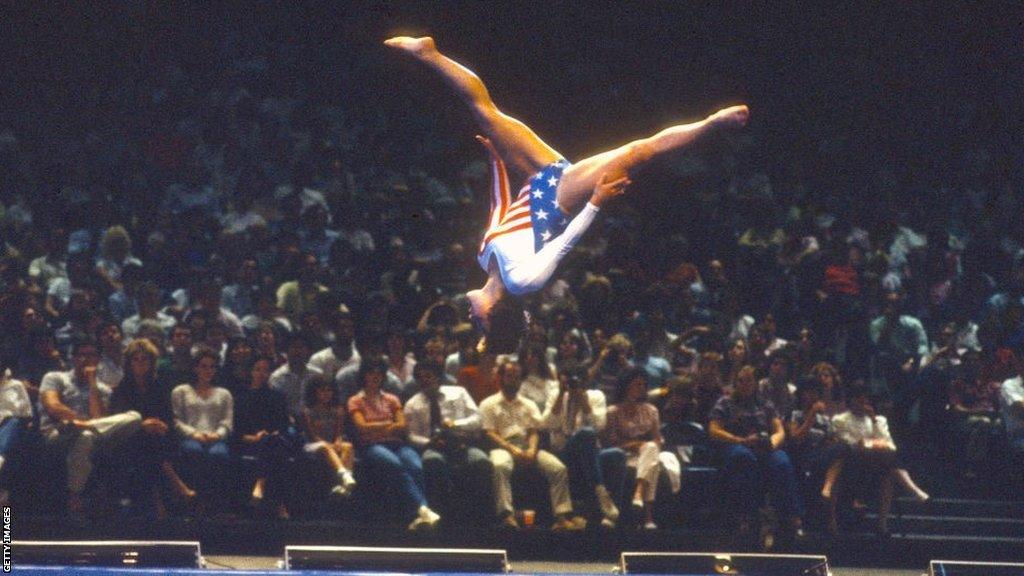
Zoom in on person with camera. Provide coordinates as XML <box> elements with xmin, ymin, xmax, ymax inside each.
<box><xmin>403</xmin><ymin>360</ymin><xmax>492</xmax><ymax>524</ymax></box>
<box><xmin>544</xmin><ymin>365</ymin><xmax>620</xmax><ymax>528</ymax></box>
<box><xmin>708</xmin><ymin>365</ymin><xmax>803</xmax><ymax>545</ymax></box>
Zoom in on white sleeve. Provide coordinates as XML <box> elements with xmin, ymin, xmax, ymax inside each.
<box><xmin>503</xmin><ymin>203</ymin><xmax>600</xmax><ymax>295</ymax></box>
<box><xmin>403</xmin><ymin>396</ymin><xmax>431</xmax><ymax>448</ymax></box>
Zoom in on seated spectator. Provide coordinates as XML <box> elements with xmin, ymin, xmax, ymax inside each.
<box><xmin>603</xmin><ymin>369</ymin><xmax>668</xmax><ymax>529</ymax></box>
<box><xmin>347</xmin><ymin>356</ymin><xmax>440</xmax><ymax>530</ymax></box>
<box><xmin>171</xmin><ymin>347</ymin><xmax>234</xmax><ymax>511</ymax></box>
<box><xmin>554</xmin><ymin>328</ymin><xmax>592</xmax><ymax>377</ymax></box>
<box><xmin>0</xmin><ymin>362</ymin><xmax>33</xmax><ymax>504</ymax></box>
<box><xmin>947</xmin><ymin>351</ymin><xmax>1002</xmax><ymax>477</ymax></box>
<box><xmin>518</xmin><ymin>345</ymin><xmax>559</xmax><ymax>419</ymax></box>
<box><xmin>544</xmin><ymin>366</ymin><xmax>619</xmax><ymax>528</ymax></box>
<box><xmin>588</xmin><ymin>333</ymin><xmax>635</xmax><ymax>404</ymax></box>
<box><xmin>221</xmin><ymin>257</ymin><xmax>261</xmax><ymax>319</ymax></box>
<box><xmin>301</xmin><ymin>378</ymin><xmax>357</xmax><ymax>497</ymax></box>
<box><xmin>786</xmin><ymin>376</ymin><xmax>843</xmax><ymax>532</ymax></box>
<box><xmin>234</xmin><ymin>355</ymin><xmax>294</xmax><ymax>519</ymax></box>
<box><xmin>122</xmin><ymin>281</ymin><xmax>176</xmax><ymax>341</ymax></box>
<box><xmin>309</xmin><ymin>309</ymin><xmax>360</xmax><ymax>381</ymax></box>
<box><xmin>270</xmin><ymin>331</ymin><xmax>324</xmax><ymax>419</ymax></box>
<box><xmin>95</xmin><ymin>320</ymin><xmax>125</xmax><ymax>388</ymax></box>
<box><xmin>759</xmin><ymin>351</ymin><xmax>796</xmax><ymax>423</ymax></box>
<box><xmin>242</xmin><ymin>288</ymin><xmax>295</xmax><ymax>336</ymax></box>
<box><xmin>219</xmin><ymin>336</ymin><xmax>256</xmax><ymax>394</ymax></box>
<box><xmin>708</xmin><ymin>365</ymin><xmax>803</xmax><ymax>543</ymax></box>
<box><xmin>95</xmin><ymin>225</ymin><xmax>143</xmax><ymax>294</ymax></box>
<box><xmin>253</xmin><ymin>321</ymin><xmax>288</xmax><ymax>367</ymax></box>
<box><xmin>111</xmin><ymin>339</ymin><xmax>194</xmax><ymax>518</ymax></box>
<box><xmin>107</xmin><ymin>263</ymin><xmax>142</xmax><ymax>326</ymax></box>
<box><xmin>157</xmin><ymin>325</ymin><xmax>195</xmax><ymax>388</ymax></box>
<box><xmin>479</xmin><ymin>357</ymin><xmax>584</xmax><ymax>531</ymax></box>
<box><xmin>693</xmin><ymin>352</ymin><xmax>726</xmax><ymax>426</ymax></box>
<box><xmin>869</xmin><ymin>290</ymin><xmax>929</xmax><ymax>424</ymax></box>
<box><xmin>828</xmin><ymin>385</ymin><xmax>898</xmax><ymax>536</ymax></box>
<box><xmin>39</xmin><ymin>337</ymin><xmax>142</xmax><ymax>515</ymax></box>
<box><xmin>385</xmin><ymin>328</ymin><xmax>417</xmax><ymax>390</ymax></box>
<box><xmin>403</xmin><ymin>360</ymin><xmax>491</xmax><ymax>522</ymax></box>
<box><xmin>1000</xmin><ymin>369</ymin><xmax>1024</xmax><ymax>462</ymax></box>
<box><xmin>276</xmin><ymin>253</ymin><xmax>328</xmax><ymax>323</ymax></box>
<box><xmin>182</xmin><ymin>278</ymin><xmax>245</xmax><ymax>339</ymax></box>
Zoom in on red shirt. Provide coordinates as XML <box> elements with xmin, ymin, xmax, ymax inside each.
<box><xmin>824</xmin><ymin>265</ymin><xmax>860</xmax><ymax>296</ymax></box>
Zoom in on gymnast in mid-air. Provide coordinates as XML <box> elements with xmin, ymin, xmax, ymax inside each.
<box><xmin>385</xmin><ymin>36</ymin><xmax>748</xmax><ymax>351</ymax></box>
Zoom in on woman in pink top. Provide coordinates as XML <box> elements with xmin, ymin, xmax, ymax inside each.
<box><xmin>603</xmin><ymin>369</ymin><xmax>664</xmax><ymax>529</ymax></box>
<box><xmin>347</xmin><ymin>357</ymin><xmax>440</xmax><ymax>530</ymax></box>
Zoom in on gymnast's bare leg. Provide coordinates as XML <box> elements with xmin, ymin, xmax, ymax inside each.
<box><xmin>384</xmin><ymin>36</ymin><xmax>749</xmax><ymax>214</ymax></box>
<box><xmin>384</xmin><ymin>36</ymin><xmax>559</xmax><ymax>178</ymax></box>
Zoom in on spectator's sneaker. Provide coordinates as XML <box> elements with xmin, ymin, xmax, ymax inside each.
<box><xmin>600</xmin><ymin>516</ymin><xmax>616</xmax><ymax>530</ymax></box>
<box><xmin>630</xmin><ymin>498</ymin><xmax>644</xmax><ymax>518</ymax></box>
<box><xmin>330</xmin><ymin>484</ymin><xmax>350</xmax><ymax>498</ymax></box>
<box><xmin>643</xmin><ymin>520</ymin><xmax>658</xmax><ymax>530</ymax></box>
<box><xmin>499</xmin><ymin>514</ymin><xmax>520</xmax><ymax>530</ymax></box>
<box><xmin>408</xmin><ymin>505</ymin><xmax>441</xmax><ymax>531</ymax></box>
<box><xmin>596</xmin><ymin>485</ymin><xmax>619</xmax><ymax>521</ymax></box>
<box><xmin>341</xmin><ymin>471</ymin><xmax>357</xmax><ymax>492</ymax></box>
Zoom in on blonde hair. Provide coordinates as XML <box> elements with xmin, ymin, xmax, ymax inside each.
<box><xmin>125</xmin><ymin>337</ymin><xmax>160</xmax><ymax>365</ymax></box>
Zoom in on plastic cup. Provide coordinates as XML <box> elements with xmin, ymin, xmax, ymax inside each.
<box><xmin>522</xmin><ymin>509</ymin><xmax>535</xmax><ymax>528</ymax></box>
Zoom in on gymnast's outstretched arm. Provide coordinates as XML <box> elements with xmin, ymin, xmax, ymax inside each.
<box><xmin>503</xmin><ymin>174</ymin><xmax>629</xmax><ymax>295</ymax></box>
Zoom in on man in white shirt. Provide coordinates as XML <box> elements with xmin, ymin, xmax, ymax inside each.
<box><xmin>309</xmin><ymin>310</ymin><xmax>360</xmax><ymax>383</ymax></box>
<box><xmin>1000</xmin><ymin>375</ymin><xmax>1024</xmax><ymax>460</ymax></box>
<box><xmin>404</xmin><ymin>360</ymin><xmax>491</xmax><ymax>522</ymax></box>
<box><xmin>39</xmin><ymin>338</ymin><xmax>141</xmax><ymax>515</ymax></box>
<box><xmin>479</xmin><ymin>357</ymin><xmax>583</xmax><ymax>530</ymax></box>
<box><xmin>269</xmin><ymin>332</ymin><xmax>324</xmax><ymax>419</ymax></box>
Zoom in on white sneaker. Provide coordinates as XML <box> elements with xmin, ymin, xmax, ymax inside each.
<box><xmin>643</xmin><ymin>520</ymin><xmax>658</xmax><ymax>530</ymax></box>
<box><xmin>600</xmin><ymin>516</ymin><xmax>617</xmax><ymax>529</ymax></box>
<box><xmin>408</xmin><ymin>506</ymin><xmax>441</xmax><ymax>530</ymax></box>
<box><xmin>596</xmin><ymin>485</ymin><xmax>619</xmax><ymax>521</ymax></box>
<box><xmin>331</xmin><ymin>484</ymin><xmax>350</xmax><ymax>498</ymax></box>
<box><xmin>341</xmin><ymin>471</ymin><xmax>357</xmax><ymax>491</ymax></box>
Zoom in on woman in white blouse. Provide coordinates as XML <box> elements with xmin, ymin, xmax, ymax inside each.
<box><xmin>172</xmin><ymin>347</ymin><xmax>233</xmax><ymax>510</ymax></box>
<box><xmin>828</xmin><ymin>386</ymin><xmax>896</xmax><ymax>536</ymax></box>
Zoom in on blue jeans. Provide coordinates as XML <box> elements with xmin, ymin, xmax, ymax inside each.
<box><xmin>0</xmin><ymin>417</ymin><xmax>27</xmax><ymax>459</ymax></box>
<box><xmin>560</xmin><ymin>427</ymin><xmax>606</xmax><ymax>501</ymax></box>
<box><xmin>721</xmin><ymin>444</ymin><xmax>803</xmax><ymax>520</ymax></box>
<box><xmin>361</xmin><ymin>443</ymin><xmax>428</xmax><ymax>516</ymax></box>
<box><xmin>179</xmin><ymin>438</ymin><xmax>231</xmax><ymax>497</ymax></box>
<box><xmin>597</xmin><ymin>446</ymin><xmax>629</xmax><ymax>504</ymax></box>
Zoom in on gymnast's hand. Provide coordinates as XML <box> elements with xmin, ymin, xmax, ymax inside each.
<box><xmin>590</xmin><ymin>173</ymin><xmax>631</xmax><ymax>208</ymax></box>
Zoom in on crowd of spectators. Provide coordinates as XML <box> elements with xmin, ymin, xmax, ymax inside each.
<box><xmin>0</xmin><ymin>8</ymin><xmax>1023</xmax><ymax>543</ymax></box>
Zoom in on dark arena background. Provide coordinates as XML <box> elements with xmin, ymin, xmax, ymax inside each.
<box><xmin>1</xmin><ymin>2</ymin><xmax>1023</xmax><ymax>575</ymax></box>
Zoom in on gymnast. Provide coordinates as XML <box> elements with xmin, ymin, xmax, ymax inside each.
<box><xmin>385</xmin><ymin>36</ymin><xmax>748</xmax><ymax>351</ymax></box>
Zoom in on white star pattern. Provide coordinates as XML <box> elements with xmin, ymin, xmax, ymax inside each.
<box><xmin>541</xmin><ymin>230</ymin><xmax>552</xmax><ymax>242</ymax></box>
<box><xmin>536</xmin><ymin>209</ymin><xmax>549</xmax><ymax>220</ymax></box>
<box><xmin>547</xmin><ymin>176</ymin><xmax>558</xmax><ymax>187</ymax></box>
<box><xmin>532</xmin><ymin>190</ymin><xmax>544</xmax><ymax>199</ymax></box>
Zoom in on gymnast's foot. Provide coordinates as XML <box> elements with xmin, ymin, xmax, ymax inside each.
<box><xmin>709</xmin><ymin>105</ymin><xmax>750</xmax><ymax>129</ymax></box>
<box><xmin>384</xmin><ymin>36</ymin><xmax>437</xmax><ymax>58</ymax></box>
